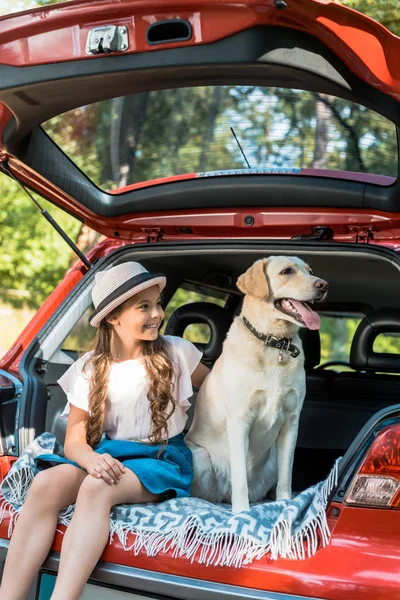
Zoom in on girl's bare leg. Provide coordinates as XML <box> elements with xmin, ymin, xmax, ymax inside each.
<box><xmin>0</xmin><ymin>464</ymin><xmax>86</xmax><ymax>600</ymax></box>
<box><xmin>50</xmin><ymin>469</ymin><xmax>160</xmax><ymax>600</ymax></box>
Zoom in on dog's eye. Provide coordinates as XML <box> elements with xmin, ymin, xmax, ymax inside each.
<box><xmin>280</xmin><ymin>268</ymin><xmax>294</xmax><ymax>275</ymax></box>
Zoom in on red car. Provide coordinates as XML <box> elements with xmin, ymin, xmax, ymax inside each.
<box><xmin>1</xmin><ymin>0</ymin><xmax>400</xmax><ymax>598</ymax></box>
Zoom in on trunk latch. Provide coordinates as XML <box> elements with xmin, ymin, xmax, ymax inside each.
<box><xmin>86</xmin><ymin>25</ymin><xmax>129</xmax><ymax>55</ymax></box>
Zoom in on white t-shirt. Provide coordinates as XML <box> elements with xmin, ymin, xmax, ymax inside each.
<box><xmin>57</xmin><ymin>335</ymin><xmax>203</xmax><ymax>442</ymax></box>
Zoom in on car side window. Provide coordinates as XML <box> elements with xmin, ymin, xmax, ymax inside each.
<box><xmin>319</xmin><ymin>313</ymin><xmax>363</xmax><ymax>371</ymax></box>
<box><xmin>373</xmin><ymin>333</ymin><xmax>400</xmax><ymax>355</ymax></box>
<box><xmin>61</xmin><ymin>306</ymin><xmax>95</xmax><ymax>354</ymax></box>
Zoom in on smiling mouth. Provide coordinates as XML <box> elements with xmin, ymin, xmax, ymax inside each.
<box><xmin>274</xmin><ymin>298</ymin><xmax>321</xmax><ymax>330</ymax></box>
<box><xmin>144</xmin><ymin>323</ymin><xmax>159</xmax><ymax>330</ymax></box>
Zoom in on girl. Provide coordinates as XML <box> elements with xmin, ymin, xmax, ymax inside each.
<box><xmin>0</xmin><ymin>261</ymin><xmax>210</xmax><ymax>600</ymax></box>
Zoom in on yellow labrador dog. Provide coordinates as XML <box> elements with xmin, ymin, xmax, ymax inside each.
<box><xmin>185</xmin><ymin>256</ymin><xmax>328</xmax><ymax>513</ymax></box>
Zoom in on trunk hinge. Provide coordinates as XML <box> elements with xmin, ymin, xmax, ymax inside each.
<box><xmin>347</xmin><ymin>225</ymin><xmax>374</xmax><ymax>244</ymax></box>
<box><xmin>144</xmin><ymin>228</ymin><xmax>163</xmax><ymax>243</ymax></box>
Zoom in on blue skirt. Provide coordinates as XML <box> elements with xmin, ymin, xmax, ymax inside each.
<box><xmin>35</xmin><ymin>433</ymin><xmax>193</xmax><ymax>499</ymax></box>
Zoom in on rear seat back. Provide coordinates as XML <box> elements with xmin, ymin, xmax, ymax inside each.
<box><xmin>334</xmin><ymin>308</ymin><xmax>400</xmax><ymax>418</ymax></box>
<box><xmin>301</xmin><ymin>309</ymin><xmax>400</xmax><ymax>452</ymax></box>
<box><xmin>165</xmin><ymin>302</ymin><xmax>233</xmax><ymax>429</ymax></box>
<box><xmin>165</xmin><ymin>302</ymin><xmax>232</xmax><ymax>368</ymax></box>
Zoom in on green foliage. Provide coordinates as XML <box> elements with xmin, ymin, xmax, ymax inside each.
<box><xmin>0</xmin><ymin>0</ymin><xmax>68</xmax><ymax>16</ymax></box>
<box><xmin>320</xmin><ymin>315</ymin><xmax>400</xmax><ymax>370</ymax></box>
<box><xmin>320</xmin><ymin>316</ymin><xmax>362</xmax><ymax>369</ymax></box>
<box><xmin>374</xmin><ymin>333</ymin><xmax>400</xmax><ymax>354</ymax></box>
<box><xmin>341</xmin><ymin>1</ymin><xmax>400</xmax><ymax>36</ymax></box>
<box><xmin>0</xmin><ymin>176</ymin><xmax>81</xmax><ymax>308</ymax></box>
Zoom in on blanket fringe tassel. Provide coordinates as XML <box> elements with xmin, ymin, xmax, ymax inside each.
<box><xmin>109</xmin><ymin>457</ymin><xmax>341</xmax><ymax>567</ymax></box>
<box><xmin>0</xmin><ymin>458</ymin><xmax>340</xmax><ymax>567</ymax></box>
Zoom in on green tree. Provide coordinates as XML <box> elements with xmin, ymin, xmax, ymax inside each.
<box><xmin>341</xmin><ymin>1</ymin><xmax>400</xmax><ymax>36</ymax></box>
<box><xmin>0</xmin><ymin>0</ymin><xmax>67</xmax><ymax>16</ymax></box>
<box><xmin>0</xmin><ymin>177</ymin><xmax>81</xmax><ymax>308</ymax></box>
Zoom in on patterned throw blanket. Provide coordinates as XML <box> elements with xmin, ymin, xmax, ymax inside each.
<box><xmin>0</xmin><ymin>433</ymin><xmax>340</xmax><ymax>567</ymax></box>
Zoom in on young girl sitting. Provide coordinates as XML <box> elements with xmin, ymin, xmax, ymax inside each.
<box><xmin>0</xmin><ymin>261</ymin><xmax>210</xmax><ymax>600</ymax></box>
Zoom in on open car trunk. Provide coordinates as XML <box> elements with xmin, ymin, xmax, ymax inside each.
<box><xmin>22</xmin><ymin>241</ymin><xmax>400</xmax><ymax>483</ymax></box>
<box><xmin>1</xmin><ymin>1</ymin><xmax>400</xmax><ymax>596</ymax></box>
<box><xmin>2</xmin><ymin>239</ymin><xmax>400</xmax><ymax>598</ymax></box>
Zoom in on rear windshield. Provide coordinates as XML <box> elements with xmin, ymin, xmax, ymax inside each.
<box><xmin>0</xmin><ymin>1</ymin><xmax>70</xmax><ymax>18</ymax></box>
<box><xmin>42</xmin><ymin>86</ymin><xmax>398</xmax><ymax>191</ymax></box>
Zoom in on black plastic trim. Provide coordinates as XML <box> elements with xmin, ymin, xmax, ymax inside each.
<box><xmin>146</xmin><ymin>19</ymin><xmax>192</xmax><ymax>45</ymax></box>
<box><xmin>350</xmin><ymin>309</ymin><xmax>400</xmax><ymax>372</ymax></box>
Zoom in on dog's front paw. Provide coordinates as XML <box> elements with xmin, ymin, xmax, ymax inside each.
<box><xmin>276</xmin><ymin>489</ymin><xmax>292</xmax><ymax>501</ymax></box>
<box><xmin>231</xmin><ymin>499</ymin><xmax>250</xmax><ymax>514</ymax></box>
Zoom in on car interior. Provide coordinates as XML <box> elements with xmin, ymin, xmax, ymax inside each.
<box><xmin>25</xmin><ymin>241</ymin><xmax>400</xmax><ymax>495</ymax></box>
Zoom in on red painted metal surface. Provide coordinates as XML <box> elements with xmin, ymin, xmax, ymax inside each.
<box><xmin>113</xmin><ymin>207</ymin><xmax>400</xmax><ymax>243</ymax></box>
<box><xmin>0</xmin><ymin>103</ymin><xmax>12</xmax><ymax>152</ymax></box>
<box><xmin>0</xmin><ymin>458</ymin><xmax>17</xmax><ymax>479</ymax></box>
<box><xmin>0</xmin><ymin>502</ymin><xmax>399</xmax><ymax>599</ymax></box>
<box><xmin>0</xmin><ymin>0</ymin><xmax>400</xmax><ymax>110</ymax></box>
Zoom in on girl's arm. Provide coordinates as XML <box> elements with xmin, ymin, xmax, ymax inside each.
<box><xmin>64</xmin><ymin>405</ymin><xmax>125</xmax><ymax>485</ymax></box>
<box><xmin>191</xmin><ymin>362</ymin><xmax>210</xmax><ymax>389</ymax></box>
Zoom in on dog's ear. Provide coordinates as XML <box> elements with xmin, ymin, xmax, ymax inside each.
<box><xmin>236</xmin><ymin>258</ymin><xmax>269</xmax><ymax>299</ymax></box>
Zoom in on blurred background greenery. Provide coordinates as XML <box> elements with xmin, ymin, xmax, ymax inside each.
<box><xmin>1</xmin><ymin>0</ymin><xmax>400</xmax><ymax>361</ymax></box>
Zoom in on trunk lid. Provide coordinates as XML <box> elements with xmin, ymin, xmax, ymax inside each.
<box><xmin>1</xmin><ymin>0</ymin><xmax>400</xmax><ymax>244</ymax></box>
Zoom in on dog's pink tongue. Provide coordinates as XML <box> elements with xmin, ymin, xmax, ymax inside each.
<box><xmin>290</xmin><ymin>300</ymin><xmax>321</xmax><ymax>330</ymax></box>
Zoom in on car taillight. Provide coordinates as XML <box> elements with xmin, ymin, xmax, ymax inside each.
<box><xmin>344</xmin><ymin>423</ymin><xmax>400</xmax><ymax>509</ymax></box>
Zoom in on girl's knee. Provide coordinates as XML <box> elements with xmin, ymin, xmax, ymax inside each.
<box><xmin>28</xmin><ymin>469</ymin><xmax>53</xmax><ymax>498</ymax></box>
<box><xmin>25</xmin><ymin>470</ymin><xmax>60</xmax><ymax>511</ymax></box>
<box><xmin>76</xmin><ymin>475</ymin><xmax>113</xmax><ymax>506</ymax></box>
<box><xmin>27</xmin><ymin>465</ymin><xmax>85</xmax><ymax>509</ymax></box>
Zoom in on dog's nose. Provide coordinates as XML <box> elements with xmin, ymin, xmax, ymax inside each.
<box><xmin>314</xmin><ymin>279</ymin><xmax>329</xmax><ymax>292</ymax></box>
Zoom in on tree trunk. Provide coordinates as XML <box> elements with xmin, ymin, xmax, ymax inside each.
<box><xmin>198</xmin><ymin>87</ymin><xmax>222</xmax><ymax>172</ymax></box>
<box><xmin>109</xmin><ymin>93</ymin><xmax>150</xmax><ymax>188</ymax></box>
<box><xmin>313</xmin><ymin>94</ymin><xmax>330</xmax><ymax>169</ymax></box>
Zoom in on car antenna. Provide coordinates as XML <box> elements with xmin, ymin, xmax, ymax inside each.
<box><xmin>230</xmin><ymin>126</ymin><xmax>251</xmax><ymax>169</ymax></box>
<box><xmin>0</xmin><ymin>159</ymin><xmax>91</xmax><ymax>270</ymax></box>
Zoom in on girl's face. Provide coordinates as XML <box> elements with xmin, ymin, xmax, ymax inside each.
<box><xmin>108</xmin><ymin>285</ymin><xmax>164</xmax><ymax>343</ymax></box>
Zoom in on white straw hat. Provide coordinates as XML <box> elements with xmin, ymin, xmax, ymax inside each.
<box><xmin>89</xmin><ymin>262</ymin><xmax>166</xmax><ymax>327</ymax></box>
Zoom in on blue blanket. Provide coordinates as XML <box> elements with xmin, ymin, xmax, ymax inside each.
<box><xmin>0</xmin><ymin>433</ymin><xmax>340</xmax><ymax>567</ymax></box>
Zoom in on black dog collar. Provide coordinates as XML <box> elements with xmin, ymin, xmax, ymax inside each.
<box><xmin>242</xmin><ymin>317</ymin><xmax>301</xmax><ymax>359</ymax></box>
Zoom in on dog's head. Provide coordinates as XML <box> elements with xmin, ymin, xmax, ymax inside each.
<box><xmin>236</xmin><ymin>256</ymin><xmax>328</xmax><ymax>330</ymax></box>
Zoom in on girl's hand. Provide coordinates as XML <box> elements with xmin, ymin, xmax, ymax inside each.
<box><xmin>86</xmin><ymin>453</ymin><xmax>126</xmax><ymax>485</ymax></box>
